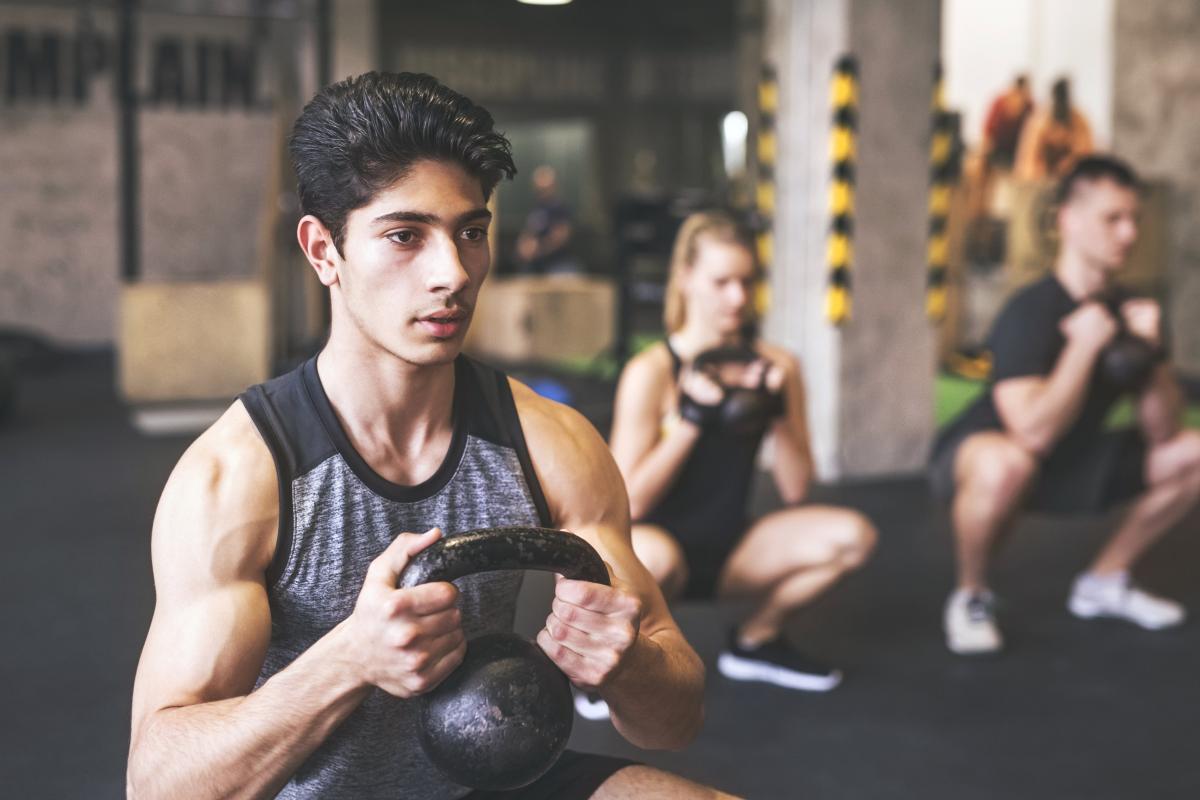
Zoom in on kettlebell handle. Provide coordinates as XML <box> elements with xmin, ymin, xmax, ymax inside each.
<box><xmin>397</xmin><ymin>526</ymin><xmax>611</xmax><ymax>590</ymax></box>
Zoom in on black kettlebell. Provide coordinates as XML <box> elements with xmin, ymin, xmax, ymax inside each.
<box><xmin>1097</xmin><ymin>295</ymin><xmax>1160</xmax><ymax>393</ymax></box>
<box><xmin>683</xmin><ymin>344</ymin><xmax>783</xmax><ymax>434</ymax></box>
<box><xmin>397</xmin><ymin>526</ymin><xmax>610</xmax><ymax>791</ymax></box>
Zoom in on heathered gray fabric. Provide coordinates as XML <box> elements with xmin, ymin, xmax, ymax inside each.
<box><xmin>258</xmin><ymin>435</ymin><xmax>543</xmax><ymax>799</ymax></box>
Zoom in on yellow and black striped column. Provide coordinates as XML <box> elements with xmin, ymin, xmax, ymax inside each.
<box><xmin>926</xmin><ymin>62</ymin><xmax>954</xmax><ymax>322</ymax></box>
<box><xmin>825</xmin><ymin>55</ymin><xmax>857</xmax><ymax>325</ymax></box>
<box><xmin>755</xmin><ymin>63</ymin><xmax>778</xmax><ymax>316</ymax></box>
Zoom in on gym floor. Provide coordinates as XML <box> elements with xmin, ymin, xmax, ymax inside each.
<box><xmin>2</xmin><ymin>354</ymin><xmax>1197</xmax><ymax>798</ymax></box>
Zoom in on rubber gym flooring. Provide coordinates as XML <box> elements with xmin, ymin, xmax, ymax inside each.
<box><xmin>2</xmin><ymin>353</ymin><xmax>1198</xmax><ymax>799</ymax></box>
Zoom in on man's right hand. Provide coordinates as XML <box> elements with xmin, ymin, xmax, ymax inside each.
<box><xmin>343</xmin><ymin>528</ymin><xmax>466</xmax><ymax>698</ymax></box>
<box><xmin>1060</xmin><ymin>302</ymin><xmax>1119</xmax><ymax>353</ymax></box>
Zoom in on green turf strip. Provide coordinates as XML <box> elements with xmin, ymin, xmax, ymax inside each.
<box><xmin>934</xmin><ymin>374</ymin><xmax>1200</xmax><ymax>431</ymax></box>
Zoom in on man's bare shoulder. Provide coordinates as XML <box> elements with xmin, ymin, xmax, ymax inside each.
<box><xmin>507</xmin><ymin>378</ymin><xmax>603</xmax><ymax>456</ymax></box>
<box><xmin>507</xmin><ymin>378</ymin><xmax>628</xmax><ymax>526</ymax></box>
<box><xmin>153</xmin><ymin>400</ymin><xmax>279</xmax><ymax>585</ymax></box>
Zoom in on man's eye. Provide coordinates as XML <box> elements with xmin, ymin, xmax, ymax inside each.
<box><xmin>388</xmin><ymin>230</ymin><xmax>416</xmax><ymax>244</ymax></box>
<box><xmin>461</xmin><ymin>227</ymin><xmax>486</xmax><ymax>242</ymax></box>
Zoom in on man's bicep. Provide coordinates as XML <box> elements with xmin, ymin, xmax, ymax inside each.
<box><xmin>131</xmin><ymin>410</ymin><xmax>278</xmax><ymax>732</ymax></box>
<box><xmin>133</xmin><ymin>578</ymin><xmax>271</xmax><ymax>722</ymax></box>
<box><xmin>993</xmin><ymin>376</ymin><xmax>1044</xmax><ymax>429</ymax></box>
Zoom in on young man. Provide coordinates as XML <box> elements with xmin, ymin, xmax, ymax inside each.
<box><xmin>931</xmin><ymin>155</ymin><xmax>1200</xmax><ymax>655</ymax></box>
<box><xmin>127</xmin><ymin>72</ymin><xmax>724</xmax><ymax>800</ymax></box>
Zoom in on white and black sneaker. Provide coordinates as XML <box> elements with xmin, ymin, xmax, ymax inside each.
<box><xmin>944</xmin><ymin>588</ymin><xmax>1003</xmax><ymax>655</ymax></box>
<box><xmin>716</xmin><ymin>631</ymin><xmax>842</xmax><ymax>692</ymax></box>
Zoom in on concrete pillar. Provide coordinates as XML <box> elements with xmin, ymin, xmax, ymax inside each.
<box><xmin>332</xmin><ymin>0</ymin><xmax>379</xmax><ymax>82</ymax></box>
<box><xmin>763</xmin><ymin>0</ymin><xmax>940</xmax><ymax>480</ymax></box>
<box><xmin>1112</xmin><ymin>0</ymin><xmax>1200</xmax><ymax>377</ymax></box>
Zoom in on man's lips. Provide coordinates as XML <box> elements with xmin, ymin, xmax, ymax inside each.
<box><xmin>417</xmin><ymin>310</ymin><xmax>467</xmax><ymax>338</ymax></box>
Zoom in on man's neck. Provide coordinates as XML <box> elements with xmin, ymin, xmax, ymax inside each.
<box><xmin>316</xmin><ymin>331</ymin><xmax>458</xmax><ymax>481</ymax></box>
<box><xmin>1055</xmin><ymin>249</ymin><xmax>1109</xmax><ymax>301</ymax></box>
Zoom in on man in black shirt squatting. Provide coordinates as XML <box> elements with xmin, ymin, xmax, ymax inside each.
<box><xmin>930</xmin><ymin>155</ymin><xmax>1200</xmax><ymax>655</ymax></box>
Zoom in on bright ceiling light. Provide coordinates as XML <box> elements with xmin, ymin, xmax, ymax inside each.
<box><xmin>518</xmin><ymin>0</ymin><xmax>573</xmax><ymax>5</ymax></box>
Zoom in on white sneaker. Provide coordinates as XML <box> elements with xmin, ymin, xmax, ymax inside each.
<box><xmin>573</xmin><ymin>690</ymin><xmax>610</xmax><ymax>721</ymax></box>
<box><xmin>944</xmin><ymin>588</ymin><xmax>1003</xmax><ymax>655</ymax></box>
<box><xmin>1068</xmin><ymin>572</ymin><xmax>1186</xmax><ymax>630</ymax></box>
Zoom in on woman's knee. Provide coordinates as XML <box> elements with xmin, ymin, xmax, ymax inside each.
<box><xmin>631</xmin><ymin>525</ymin><xmax>688</xmax><ymax>594</ymax></box>
<box><xmin>812</xmin><ymin>510</ymin><xmax>876</xmax><ymax>571</ymax></box>
<box><xmin>839</xmin><ymin>512</ymin><xmax>878</xmax><ymax>570</ymax></box>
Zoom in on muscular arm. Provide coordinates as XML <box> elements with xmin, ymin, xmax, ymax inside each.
<box><xmin>993</xmin><ymin>338</ymin><xmax>1100</xmax><ymax>456</ymax></box>
<box><xmin>514</xmin><ymin>380</ymin><xmax>705</xmax><ymax>750</ymax></box>
<box><xmin>609</xmin><ymin>348</ymin><xmax>701</xmax><ymax>520</ymax></box>
<box><xmin>1138</xmin><ymin>363</ymin><xmax>1184</xmax><ymax>444</ymax></box>
<box><xmin>762</xmin><ymin>346</ymin><xmax>815</xmax><ymax>503</ymax></box>
<box><xmin>127</xmin><ymin>403</ymin><xmax>373</xmax><ymax>799</ymax></box>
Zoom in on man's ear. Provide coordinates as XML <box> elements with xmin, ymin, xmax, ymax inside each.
<box><xmin>297</xmin><ymin>215</ymin><xmax>341</xmax><ymax>287</ymax></box>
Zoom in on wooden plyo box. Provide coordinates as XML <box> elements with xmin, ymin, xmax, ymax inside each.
<box><xmin>466</xmin><ymin>276</ymin><xmax>615</xmax><ymax>363</ymax></box>
<box><xmin>119</xmin><ymin>280</ymin><xmax>271</xmax><ymax>403</ymax></box>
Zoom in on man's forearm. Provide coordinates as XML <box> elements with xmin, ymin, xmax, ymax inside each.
<box><xmin>1138</xmin><ymin>364</ymin><xmax>1184</xmax><ymax>444</ymax></box>
<box><xmin>602</xmin><ymin>630</ymin><xmax>705</xmax><ymax>751</ymax></box>
<box><xmin>128</xmin><ymin>623</ymin><xmax>369</xmax><ymax>800</ymax></box>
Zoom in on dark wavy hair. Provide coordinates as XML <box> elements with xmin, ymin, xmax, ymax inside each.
<box><xmin>289</xmin><ymin>72</ymin><xmax>516</xmax><ymax>252</ymax></box>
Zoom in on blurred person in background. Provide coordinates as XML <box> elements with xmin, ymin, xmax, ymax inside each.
<box><xmin>982</xmin><ymin>74</ymin><xmax>1034</xmax><ymax>172</ymax></box>
<box><xmin>516</xmin><ymin>164</ymin><xmax>583</xmax><ymax>275</ymax></box>
<box><xmin>1015</xmin><ymin>76</ymin><xmax>1094</xmax><ymax>181</ymax></box>
<box><xmin>608</xmin><ymin>211</ymin><xmax>877</xmax><ymax>695</ymax></box>
<box><xmin>931</xmin><ymin>155</ymin><xmax>1200</xmax><ymax>656</ymax></box>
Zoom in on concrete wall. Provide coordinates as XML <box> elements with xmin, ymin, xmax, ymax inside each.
<box><xmin>764</xmin><ymin>0</ymin><xmax>939</xmax><ymax>480</ymax></box>
<box><xmin>942</xmin><ymin>0</ymin><xmax>1114</xmax><ymax>148</ymax></box>
<box><xmin>1113</xmin><ymin>0</ymin><xmax>1200</xmax><ymax>376</ymax></box>
<box><xmin>0</xmin><ymin>5</ymin><xmax>287</xmax><ymax>346</ymax></box>
<box><xmin>840</xmin><ymin>0</ymin><xmax>940</xmax><ymax>475</ymax></box>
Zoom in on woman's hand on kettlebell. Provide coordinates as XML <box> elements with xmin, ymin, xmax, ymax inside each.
<box><xmin>537</xmin><ymin>570</ymin><xmax>644</xmax><ymax>692</ymax></box>
<box><xmin>1120</xmin><ymin>298</ymin><xmax>1162</xmax><ymax>346</ymax></box>
<box><xmin>678</xmin><ymin>365</ymin><xmax>724</xmax><ymax>407</ymax></box>
<box><xmin>344</xmin><ymin>528</ymin><xmax>467</xmax><ymax>698</ymax></box>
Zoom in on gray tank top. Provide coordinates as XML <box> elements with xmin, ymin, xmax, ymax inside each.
<box><xmin>240</xmin><ymin>356</ymin><xmax>551</xmax><ymax>799</ymax></box>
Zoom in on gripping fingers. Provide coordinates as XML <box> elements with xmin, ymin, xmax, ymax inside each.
<box><xmin>410</xmin><ymin>633</ymin><xmax>468</xmax><ymax>694</ymax></box>
<box><xmin>388</xmin><ymin>582</ymin><xmax>460</xmax><ymax>617</ymax></box>
<box><xmin>536</xmin><ymin>627</ymin><xmax>591</xmax><ymax>685</ymax></box>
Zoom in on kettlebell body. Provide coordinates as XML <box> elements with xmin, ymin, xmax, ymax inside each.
<box><xmin>685</xmin><ymin>344</ymin><xmax>783</xmax><ymax>434</ymax></box>
<box><xmin>1094</xmin><ymin>292</ymin><xmax>1161</xmax><ymax>393</ymax></box>
<box><xmin>1101</xmin><ymin>335</ymin><xmax>1158</xmax><ymax>392</ymax></box>
<box><xmin>397</xmin><ymin>527</ymin><xmax>610</xmax><ymax>791</ymax></box>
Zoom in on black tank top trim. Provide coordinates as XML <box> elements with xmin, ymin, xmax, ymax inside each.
<box><xmin>240</xmin><ymin>355</ymin><xmax>552</xmax><ymax>585</ymax></box>
<box><xmin>240</xmin><ymin>386</ymin><xmax>302</xmax><ymax>588</ymax></box>
<box><xmin>467</xmin><ymin>360</ymin><xmax>553</xmax><ymax>528</ymax></box>
<box><xmin>300</xmin><ymin>357</ymin><xmax>470</xmax><ymax>504</ymax></box>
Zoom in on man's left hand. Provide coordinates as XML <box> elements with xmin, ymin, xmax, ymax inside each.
<box><xmin>537</xmin><ymin>571</ymin><xmax>643</xmax><ymax>692</ymax></box>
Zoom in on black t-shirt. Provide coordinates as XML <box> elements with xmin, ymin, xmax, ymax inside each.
<box><xmin>938</xmin><ymin>275</ymin><xmax>1133</xmax><ymax>465</ymax></box>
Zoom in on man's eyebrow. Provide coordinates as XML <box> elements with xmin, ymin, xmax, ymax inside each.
<box><xmin>370</xmin><ymin>208</ymin><xmax>492</xmax><ymax>227</ymax></box>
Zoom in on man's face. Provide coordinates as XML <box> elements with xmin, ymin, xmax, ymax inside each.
<box><xmin>1059</xmin><ymin>178</ymin><xmax>1140</xmax><ymax>275</ymax></box>
<box><xmin>333</xmin><ymin>159</ymin><xmax>491</xmax><ymax>366</ymax></box>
